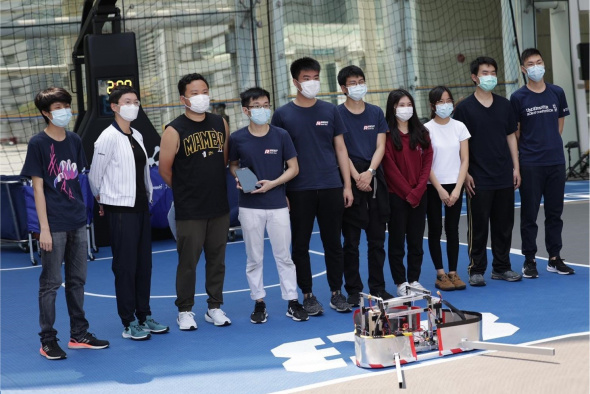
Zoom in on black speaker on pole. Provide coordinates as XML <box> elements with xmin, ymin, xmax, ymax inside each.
<box><xmin>73</xmin><ymin>0</ymin><xmax>161</xmax><ymax>246</ymax></box>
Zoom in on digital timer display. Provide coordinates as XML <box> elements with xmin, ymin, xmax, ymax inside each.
<box><xmin>97</xmin><ymin>77</ymin><xmax>136</xmax><ymax>117</ymax></box>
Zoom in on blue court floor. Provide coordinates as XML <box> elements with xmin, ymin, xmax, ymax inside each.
<box><xmin>1</xmin><ymin>182</ymin><xmax>588</xmax><ymax>393</ymax></box>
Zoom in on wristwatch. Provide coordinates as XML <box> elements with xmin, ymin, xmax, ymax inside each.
<box><xmin>368</xmin><ymin>168</ymin><xmax>376</xmax><ymax>176</ymax></box>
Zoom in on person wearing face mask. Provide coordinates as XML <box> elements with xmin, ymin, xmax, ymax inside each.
<box><xmin>453</xmin><ymin>56</ymin><xmax>522</xmax><ymax>287</ymax></box>
<box><xmin>89</xmin><ymin>85</ymin><xmax>168</xmax><ymax>340</ymax></box>
<box><xmin>21</xmin><ymin>87</ymin><xmax>110</xmax><ymax>359</ymax></box>
<box><xmin>382</xmin><ymin>89</ymin><xmax>433</xmax><ymax>297</ymax></box>
<box><xmin>509</xmin><ymin>48</ymin><xmax>574</xmax><ymax>277</ymax></box>
<box><xmin>159</xmin><ymin>73</ymin><xmax>232</xmax><ymax>331</ymax></box>
<box><xmin>228</xmin><ymin>87</ymin><xmax>307</xmax><ymax>324</ymax></box>
<box><xmin>335</xmin><ymin>65</ymin><xmax>392</xmax><ymax>306</ymax></box>
<box><xmin>271</xmin><ymin>57</ymin><xmax>353</xmax><ymax>316</ymax></box>
<box><xmin>424</xmin><ymin>86</ymin><xmax>470</xmax><ymax>291</ymax></box>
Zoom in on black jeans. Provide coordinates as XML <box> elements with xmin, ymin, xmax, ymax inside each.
<box><xmin>426</xmin><ymin>184</ymin><xmax>463</xmax><ymax>272</ymax></box>
<box><xmin>520</xmin><ymin>164</ymin><xmax>565</xmax><ymax>260</ymax></box>
<box><xmin>109</xmin><ymin>211</ymin><xmax>153</xmax><ymax>327</ymax></box>
<box><xmin>466</xmin><ymin>187</ymin><xmax>514</xmax><ymax>276</ymax></box>
<box><xmin>387</xmin><ymin>193</ymin><xmax>427</xmax><ymax>285</ymax></box>
<box><xmin>39</xmin><ymin>225</ymin><xmax>89</xmax><ymax>343</ymax></box>
<box><xmin>287</xmin><ymin>188</ymin><xmax>344</xmax><ymax>294</ymax></box>
<box><xmin>342</xmin><ymin>194</ymin><xmax>387</xmax><ymax>295</ymax></box>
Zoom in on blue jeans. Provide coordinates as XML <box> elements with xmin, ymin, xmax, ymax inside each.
<box><xmin>39</xmin><ymin>225</ymin><xmax>89</xmax><ymax>343</ymax></box>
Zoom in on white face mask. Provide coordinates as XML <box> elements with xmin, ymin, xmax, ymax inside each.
<box><xmin>395</xmin><ymin>106</ymin><xmax>413</xmax><ymax>122</ymax></box>
<box><xmin>185</xmin><ymin>94</ymin><xmax>210</xmax><ymax>113</ymax></box>
<box><xmin>49</xmin><ymin>108</ymin><xmax>72</xmax><ymax>128</ymax></box>
<box><xmin>249</xmin><ymin>108</ymin><xmax>272</xmax><ymax>125</ymax></box>
<box><xmin>298</xmin><ymin>80</ymin><xmax>320</xmax><ymax>99</ymax></box>
<box><xmin>347</xmin><ymin>84</ymin><xmax>367</xmax><ymax>101</ymax></box>
<box><xmin>118</xmin><ymin>104</ymin><xmax>139</xmax><ymax>122</ymax></box>
<box><xmin>526</xmin><ymin>65</ymin><xmax>545</xmax><ymax>82</ymax></box>
<box><xmin>435</xmin><ymin>103</ymin><xmax>453</xmax><ymax>119</ymax></box>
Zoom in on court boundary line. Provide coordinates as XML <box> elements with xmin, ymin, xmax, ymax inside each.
<box><xmin>2</xmin><ymin>233</ymin><xmax>588</xmax><ymax>272</ymax></box>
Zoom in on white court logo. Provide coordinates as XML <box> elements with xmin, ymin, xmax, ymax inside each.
<box><xmin>271</xmin><ymin>313</ymin><xmax>518</xmax><ymax>373</ymax></box>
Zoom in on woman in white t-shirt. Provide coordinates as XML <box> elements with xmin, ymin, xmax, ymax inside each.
<box><xmin>425</xmin><ymin>86</ymin><xmax>470</xmax><ymax>291</ymax></box>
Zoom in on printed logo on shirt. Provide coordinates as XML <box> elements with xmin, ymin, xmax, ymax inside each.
<box><xmin>183</xmin><ymin>129</ymin><xmax>225</xmax><ymax>157</ymax></box>
<box><xmin>316</xmin><ymin>121</ymin><xmax>329</xmax><ymax>126</ymax></box>
<box><xmin>264</xmin><ymin>149</ymin><xmax>279</xmax><ymax>154</ymax></box>
<box><xmin>363</xmin><ymin>125</ymin><xmax>376</xmax><ymax>131</ymax></box>
<box><xmin>562</xmin><ymin>106</ymin><xmax>568</xmax><ymax>113</ymax></box>
<box><xmin>48</xmin><ymin>143</ymin><xmax>78</xmax><ymax>199</ymax></box>
<box><xmin>525</xmin><ymin>105</ymin><xmax>556</xmax><ymax>116</ymax></box>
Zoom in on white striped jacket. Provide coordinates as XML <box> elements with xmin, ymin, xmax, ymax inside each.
<box><xmin>89</xmin><ymin>124</ymin><xmax>153</xmax><ymax>207</ymax></box>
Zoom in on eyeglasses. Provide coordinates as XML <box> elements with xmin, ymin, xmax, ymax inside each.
<box><xmin>346</xmin><ymin>81</ymin><xmax>365</xmax><ymax>87</ymax></box>
<box><xmin>435</xmin><ymin>99</ymin><xmax>454</xmax><ymax>105</ymax></box>
<box><xmin>119</xmin><ymin>101</ymin><xmax>141</xmax><ymax>107</ymax></box>
<box><xmin>248</xmin><ymin>104</ymin><xmax>272</xmax><ymax>110</ymax></box>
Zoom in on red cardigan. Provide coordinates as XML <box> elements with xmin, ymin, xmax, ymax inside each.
<box><xmin>382</xmin><ymin>131</ymin><xmax>433</xmax><ymax>207</ymax></box>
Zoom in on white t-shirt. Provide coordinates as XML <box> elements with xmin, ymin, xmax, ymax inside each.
<box><xmin>425</xmin><ymin>118</ymin><xmax>471</xmax><ymax>185</ymax></box>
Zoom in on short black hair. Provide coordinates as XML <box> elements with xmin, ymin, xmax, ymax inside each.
<box><xmin>178</xmin><ymin>73</ymin><xmax>209</xmax><ymax>96</ymax></box>
<box><xmin>337</xmin><ymin>65</ymin><xmax>365</xmax><ymax>87</ymax></box>
<box><xmin>108</xmin><ymin>85</ymin><xmax>139</xmax><ymax>104</ymax></box>
<box><xmin>290</xmin><ymin>57</ymin><xmax>321</xmax><ymax>80</ymax></box>
<box><xmin>34</xmin><ymin>87</ymin><xmax>72</xmax><ymax>124</ymax></box>
<box><xmin>470</xmin><ymin>56</ymin><xmax>498</xmax><ymax>84</ymax></box>
<box><xmin>240</xmin><ymin>87</ymin><xmax>270</xmax><ymax>108</ymax></box>
<box><xmin>520</xmin><ymin>48</ymin><xmax>543</xmax><ymax>66</ymax></box>
<box><xmin>428</xmin><ymin>86</ymin><xmax>455</xmax><ymax>119</ymax></box>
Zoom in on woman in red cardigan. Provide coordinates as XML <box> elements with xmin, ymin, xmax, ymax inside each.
<box><xmin>382</xmin><ymin>89</ymin><xmax>433</xmax><ymax>297</ymax></box>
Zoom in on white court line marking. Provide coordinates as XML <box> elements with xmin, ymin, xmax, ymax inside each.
<box><xmin>271</xmin><ymin>331</ymin><xmax>590</xmax><ymax>394</ymax></box>
<box><xmin>2</xmin><ymin>230</ymin><xmax>587</xmax><ymax>271</ymax></box>
<box><xmin>79</xmin><ymin>268</ymin><xmax>327</xmax><ymax>299</ymax></box>
<box><xmin>0</xmin><ymin>231</ymin><xmax>322</xmax><ymax>271</ymax></box>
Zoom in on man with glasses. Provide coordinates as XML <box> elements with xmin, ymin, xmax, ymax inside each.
<box><xmin>336</xmin><ymin>65</ymin><xmax>391</xmax><ymax>306</ymax></box>
<box><xmin>271</xmin><ymin>57</ymin><xmax>353</xmax><ymax>315</ymax></box>
<box><xmin>229</xmin><ymin>87</ymin><xmax>308</xmax><ymax>324</ymax></box>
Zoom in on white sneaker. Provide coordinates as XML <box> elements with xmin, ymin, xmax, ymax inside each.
<box><xmin>205</xmin><ymin>308</ymin><xmax>231</xmax><ymax>326</ymax></box>
<box><xmin>177</xmin><ymin>311</ymin><xmax>197</xmax><ymax>331</ymax></box>
<box><xmin>410</xmin><ymin>281</ymin><xmax>428</xmax><ymax>294</ymax></box>
<box><xmin>397</xmin><ymin>282</ymin><xmax>411</xmax><ymax>297</ymax></box>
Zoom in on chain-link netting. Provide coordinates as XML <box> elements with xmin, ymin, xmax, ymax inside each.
<box><xmin>0</xmin><ymin>0</ymin><xmax>521</xmax><ymax>175</ymax></box>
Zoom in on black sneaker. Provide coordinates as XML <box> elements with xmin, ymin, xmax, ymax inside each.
<box><xmin>522</xmin><ymin>259</ymin><xmax>539</xmax><ymax>279</ymax></box>
<box><xmin>547</xmin><ymin>257</ymin><xmax>575</xmax><ymax>275</ymax></box>
<box><xmin>250</xmin><ymin>301</ymin><xmax>268</xmax><ymax>324</ymax></box>
<box><xmin>286</xmin><ymin>300</ymin><xmax>309</xmax><ymax>322</ymax></box>
<box><xmin>373</xmin><ymin>289</ymin><xmax>395</xmax><ymax>300</ymax></box>
<box><xmin>302</xmin><ymin>293</ymin><xmax>324</xmax><ymax>316</ymax></box>
<box><xmin>347</xmin><ymin>292</ymin><xmax>361</xmax><ymax>307</ymax></box>
<box><xmin>40</xmin><ymin>339</ymin><xmax>67</xmax><ymax>360</ymax></box>
<box><xmin>330</xmin><ymin>290</ymin><xmax>352</xmax><ymax>313</ymax></box>
<box><xmin>68</xmin><ymin>332</ymin><xmax>110</xmax><ymax>349</ymax></box>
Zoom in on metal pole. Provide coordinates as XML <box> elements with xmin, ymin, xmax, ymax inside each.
<box><xmin>394</xmin><ymin>353</ymin><xmax>403</xmax><ymax>388</ymax></box>
<box><xmin>461</xmin><ymin>340</ymin><xmax>555</xmax><ymax>356</ymax></box>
